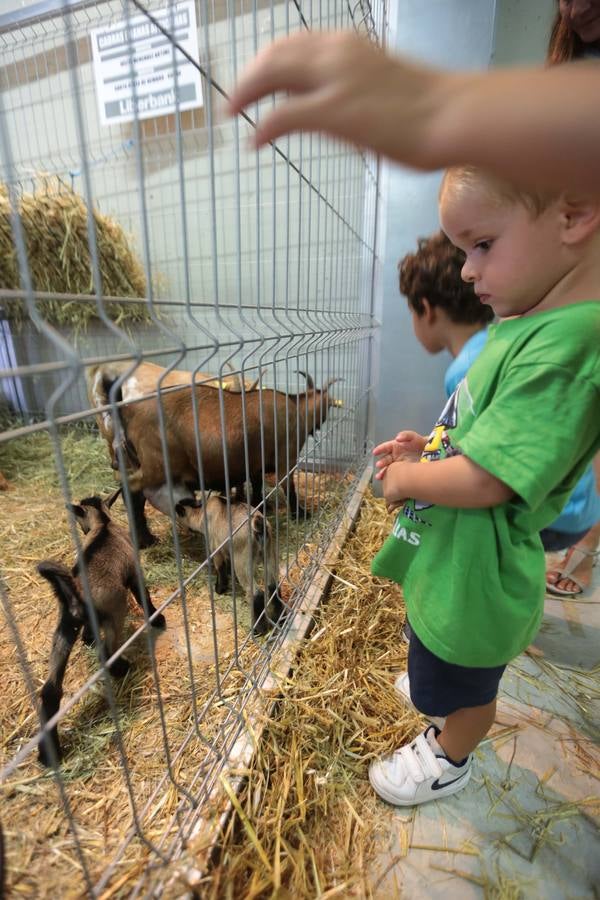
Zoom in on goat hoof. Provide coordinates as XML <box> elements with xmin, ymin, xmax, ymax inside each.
<box><xmin>252</xmin><ymin>618</ymin><xmax>269</xmax><ymax>637</ymax></box>
<box><xmin>251</xmin><ymin>590</ymin><xmax>271</xmax><ymax>637</ymax></box>
<box><xmin>81</xmin><ymin>626</ymin><xmax>96</xmax><ymax>646</ymax></box>
<box><xmin>267</xmin><ymin>587</ymin><xmax>285</xmax><ymax>626</ymax></box>
<box><xmin>215</xmin><ymin>581</ymin><xmax>228</xmax><ymax>596</ymax></box>
<box><xmin>292</xmin><ymin>506</ymin><xmax>310</xmax><ymax>521</ymax></box>
<box><xmin>152</xmin><ymin>612</ymin><xmax>166</xmax><ymax>629</ymax></box>
<box><xmin>38</xmin><ymin>735</ymin><xmax>62</xmax><ymax>767</ymax></box>
<box><xmin>138</xmin><ymin>531</ymin><xmax>158</xmax><ymax>549</ymax></box>
<box><xmin>109</xmin><ymin>657</ymin><xmax>130</xmax><ymax>678</ymax></box>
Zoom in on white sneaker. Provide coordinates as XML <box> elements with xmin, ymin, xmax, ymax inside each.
<box><xmin>394</xmin><ymin>672</ymin><xmax>445</xmax><ymax>729</ymax></box>
<box><xmin>369</xmin><ymin>726</ymin><xmax>471</xmax><ymax>806</ymax></box>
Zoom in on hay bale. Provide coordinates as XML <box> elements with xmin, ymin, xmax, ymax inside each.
<box><xmin>0</xmin><ymin>182</ymin><xmax>152</xmax><ymax>331</ymax></box>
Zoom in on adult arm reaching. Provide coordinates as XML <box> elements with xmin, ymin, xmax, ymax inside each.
<box><xmin>228</xmin><ymin>31</ymin><xmax>600</xmax><ymax>196</ymax></box>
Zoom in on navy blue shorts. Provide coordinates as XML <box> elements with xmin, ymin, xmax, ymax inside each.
<box><xmin>407</xmin><ymin>623</ymin><xmax>506</xmax><ymax>717</ymax></box>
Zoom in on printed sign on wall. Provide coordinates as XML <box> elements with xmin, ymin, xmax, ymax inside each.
<box><xmin>90</xmin><ymin>1</ymin><xmax>203</xmax><ymax>126</ymax></box>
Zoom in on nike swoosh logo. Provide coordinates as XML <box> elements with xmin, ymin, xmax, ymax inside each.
<box><xmin>431</xmin><ymin>772</ymin><xmax>467</xmax><ymax>791</ymax></box>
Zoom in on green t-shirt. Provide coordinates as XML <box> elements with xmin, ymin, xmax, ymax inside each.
<box><xmin>372</xmin><ymin>301</ymin><xmax>600</xmax><ymax>668</ymax></box>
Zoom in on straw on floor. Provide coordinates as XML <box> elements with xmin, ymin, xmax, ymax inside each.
<box><xmin>0</xmin><ymin>424</ymin><xmax>352</xmax><ymax>898</ymax></box>
<box><xmin>194</xmin><ymin>491</ymin><xmax>421</xmax><ymax>899</ymax></box>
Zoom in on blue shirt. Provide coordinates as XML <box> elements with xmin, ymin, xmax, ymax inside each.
<box><xmin>444</xmin><ymin>328</ymin><xmax>490</xmax><ymax>397</ymax></box>
<box><xmin>443</xmin><ymin>327</ymin><xmax>600</xmax><ymax>534</ymax></box>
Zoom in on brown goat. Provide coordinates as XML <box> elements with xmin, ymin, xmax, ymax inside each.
<box><xmin>174</xmin><ymin>491</ymin><xmax>282</xmax><ymax>635</ymax></box>
<box><xmin>36</xmin><ymin>491</ymin><xmax>165</xmax><ymax>766</ymax></box>
<box><xmin>86</xmin><ymin>361</ymin><xmax>262</xmax><ymax>471</ymax></box>
<box><xmin>107</xmin><ymin>373</ymin><xmax>341</xmax><ymax>545</ymax></box>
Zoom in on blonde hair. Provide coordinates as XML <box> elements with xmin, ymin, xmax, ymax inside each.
<box><xmin>440</xmin><ymin>166</ymin><xmax>557</xmax><ymax>218</ymax></box>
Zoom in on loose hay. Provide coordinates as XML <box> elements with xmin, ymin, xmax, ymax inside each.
<box><xmin>197</xmin><ymin>491</ymin><xmax>421</xmax><ymax>899</ymax></box>
<box><xmin>0</xmin><ymin>425</ymin><xmax>355</xmax><ymax>897</ymax></box>
<box><xmin>0</xmin><ymin>182</ymin><xmax>152</xmax><ymax>331</ymax></box>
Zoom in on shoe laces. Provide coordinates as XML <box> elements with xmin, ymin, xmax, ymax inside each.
<box><xmin>392</xmin><ymin>733</ymin><xmax>443</xmax><ymax>784</ymax></box>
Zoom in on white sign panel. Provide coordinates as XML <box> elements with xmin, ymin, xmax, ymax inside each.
<box><xmin>90</xmin><ymin>1</ymin><xmax>203</xmax><ymax>126</ymax></box>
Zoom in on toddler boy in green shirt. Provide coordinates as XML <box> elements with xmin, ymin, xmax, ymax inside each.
<box><xmin>369</xmin><ymin>166</ymin><xmax>600</xmax><ymax>806</ymax></box>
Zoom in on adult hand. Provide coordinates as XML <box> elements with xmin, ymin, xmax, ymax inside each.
<box><xmin>228</xmin><ymin>31</ymin><xmax>450</xmax><ymax>169</ymax></box>
<box><xmin>229</xmin><ymin>31</ymin><xmax>600</xmax><ymax>196</ymax></box>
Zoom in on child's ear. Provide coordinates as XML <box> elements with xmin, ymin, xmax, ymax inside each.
<box><xmin>559</xmin><ymin>196</ymin><xmax>600</xmax><ymax>246</ymax></box>
<box><xmin>421</xmin><ymin>297</ymin><xmax>436</xmax><ymax>322</ymax></box>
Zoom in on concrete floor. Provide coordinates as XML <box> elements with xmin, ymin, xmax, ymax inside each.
<box><xmin>370</xmin><ymin>556</ymin><xmax>600</xmax><ymax>899</ymax></box>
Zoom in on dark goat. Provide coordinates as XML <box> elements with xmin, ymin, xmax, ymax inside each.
<box><xmin>36</xmin><ymin>491</ymin><xmax>165</xmax><ymax>766</ymax></box>
<box><xmin>106</xmin><ymin>373</ymin><xmax>341</xmax><ymax>547</ymax></box>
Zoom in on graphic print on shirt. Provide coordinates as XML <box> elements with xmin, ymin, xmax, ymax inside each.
<box><xmin>396</xmin><ymin>385</ymin><xmax>463</xmax><ymax>529</ymax></box>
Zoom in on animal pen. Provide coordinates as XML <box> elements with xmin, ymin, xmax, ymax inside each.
<box><xmin>0</xmin><ymin>0</ymin><xmax>384</xmax><ymax>895</ymax></box>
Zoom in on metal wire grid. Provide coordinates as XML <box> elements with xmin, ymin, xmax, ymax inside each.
<box><xmin>0</xmin><ymin>0</ymin><xmax>385</xmax><ymax>894</ymax></box>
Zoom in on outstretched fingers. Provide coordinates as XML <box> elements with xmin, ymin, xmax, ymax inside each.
<box><xmin>251</xmin><ymin>93</ymin><xmax>331</xmax><ymax>149</ymax></box>
<box><xmin>228</xmin><ymin>34</ymin><xmax>318</xmax><ymax>117</ymax></box>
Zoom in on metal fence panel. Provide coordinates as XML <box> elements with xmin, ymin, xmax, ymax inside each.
<box><xmin>0</xmin><ymin>0</ymin><xmax>384</xmax><ymax>894</ymax></box>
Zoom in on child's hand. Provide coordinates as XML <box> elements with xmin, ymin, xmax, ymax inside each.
<box><xmin>227</xmin><ymin>32</ymin><xmax>446</xmax><ymax>168</ymax></box>
<box><xmin>382</xmin><ymin>460</ymin><xmax>411</xmax><ymax>508</ymax></box>
<box><xmin>373</xmin><ymin>431</ymin><xmax>427</xmax><ymax>480</ymax></box>
<box><xmin>393</xmin><ymin>430</ymin><xmax>428</xmax><ymax>459</ymax></box>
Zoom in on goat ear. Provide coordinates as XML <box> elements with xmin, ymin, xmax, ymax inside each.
<box><xmin>68</xmin><ymin>503</ymin><xmax>85</xmax><ymax>518</ymax></box>
<box><xmin>175</xmin><ymin>502</ymin><xmax>186</xmax><ymax>516</ymax></box>
<box><xmin>323</xmin><ymin>377</ymin><xmax>343</xmax><ymax>391</ymax></box>
<box><xmin>178</xmin><ymin>497</ymin><xmax>203</xmax><ymax>509</ymax></box>
<box><xmin>297</xmin><ymin>370</ymin><xmax>315</xmax><ymax>390</ymax></box>
<box><xmin>105</xmin><ymin>487</ymin><xmax>122</xmax><ymax>508</ymax></box>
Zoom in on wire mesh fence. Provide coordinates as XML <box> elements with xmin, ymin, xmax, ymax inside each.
<box><xmin>0</xmin><ymin>0</ymin><xmax>385</xmax><ymax>894</ymax></box>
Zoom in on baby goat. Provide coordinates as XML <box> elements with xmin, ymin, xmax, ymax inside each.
<box><xmin>36</xmin><ymin>490</ymin><xmax>165</xmax><ymax>766</ymax></box>
<box><xmin>175</xmin><ymin>492</ymin><xmax>283</xmax><ymax>636</ymax></box>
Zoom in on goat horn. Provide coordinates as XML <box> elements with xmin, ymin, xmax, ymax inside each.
<box><xmin>225</xmin><ymin>361</ymin><xmax>244</xmax><ymax>393</ymax></box>
<box><xmin>324</xmin><ymin>377</ymin><xmax>344</xmax><ymax>390</ymax></box>
<box><xmin>247</xmin><ymin>368</ymin><xmax>266</xmax><ymax>391</ymax></box>
<box><xmin>105</xmin><ymin>487</ymin><xmax>122</xmax><ymax>508</ymax></box>
<box><xmin>297</xmin><ymin>370</ymin><xmax>315</xmax><ymax>389</ymax></box>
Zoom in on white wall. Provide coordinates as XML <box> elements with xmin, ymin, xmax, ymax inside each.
<box><xmin>372</xmin><ymin>0</ymin><xmax>497</xmax><ymax>460</ymax></box>
<box><xmin>492</xmin><ymin>0</ymin><xmax>555</xmax><ymax>65</ymax></box>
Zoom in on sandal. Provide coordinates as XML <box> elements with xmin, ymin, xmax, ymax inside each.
<box><xmin>546</xmin><ymin>545</ymin><xmax>599</xmax><ymax>598</ymax></box>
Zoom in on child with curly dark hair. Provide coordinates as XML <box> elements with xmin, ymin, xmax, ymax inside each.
<box><xmin>399</xmin><ymin>231</ymin><xmax>494</xmax><ymax>397</ymax></box>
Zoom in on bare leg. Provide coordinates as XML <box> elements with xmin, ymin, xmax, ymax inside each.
<box><xmin>436</xmin><ymin>699</ymin><xmax>497</xmax><ymax>763</ymax></box>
